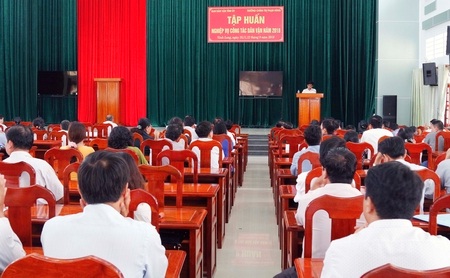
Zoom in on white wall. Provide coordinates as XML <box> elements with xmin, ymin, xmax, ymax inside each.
<box><xmin>377</xmin><ymin>0</ymin><xmax>419</xmax><ymax>125</ymax></box>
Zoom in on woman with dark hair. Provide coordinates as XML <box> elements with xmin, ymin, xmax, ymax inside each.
<box><xmin>213</xmin><ymin>121</ymin><xmax>231</xmax><ymax>157</ymax></box>
<box><xmin>108</xmin><ymin>126</ymin><xmax>148</xmax><ymax>165</ymax></box>
<box><xmin>130</xmin><ymin>118</ymin><xmax>159</xmax><ymax>148</ymax></box>
<box><xmin>63</xmin><ymin>121</ymin><xmax>95</xmax><ymax>158</ymax></box>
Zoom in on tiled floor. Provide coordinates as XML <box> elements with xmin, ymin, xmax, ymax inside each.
<box><xmin>215</xmin><ymin>155</ymin><xmax>281</xmax><ymax>277</ymax></box>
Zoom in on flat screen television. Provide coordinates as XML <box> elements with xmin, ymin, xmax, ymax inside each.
<box><xmin>239</xmin><ymin>71</ymin><xmax>283</xmax><ymax>97</ymax></box>
<box><xmin>38</xmin><ymin>71</ymin><xmax>78</xmax><ymax>95</ymax></box>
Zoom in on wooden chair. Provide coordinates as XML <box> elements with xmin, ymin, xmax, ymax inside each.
<box><xmin>92</xmin><ymin>123</ymin><xmax>111</xmax><ymax>138</ymax></box>
<box><xmin>44</xmin><ymin>147</ymin><xmax>83</xmax><ymax>180</ymax></box>
<box><xmin>435</xmin><ymin>131</ymin><xmax>450</xmax><ymax>151</ymax></box>
<box><xmin>62</xmin><ymin>162</ymin><xmax>81</xmax><ymax>205</ymax></box>
<box><xmin>138</xmin><ymin>164</ymin><xmax>183</xmax><ymax>209</ymax></box>
<box><xmin>140</xmin><ymin>139</ymin><xmax>172</xmax><ymax>165</ymax></box>
<box><xmin>157</xmin><ymin>149</ymin><xmax>199</xmax><ymax>183</ymax></box>
<box><xmin>415</xmin><ymin>168</ymin><xmax>443</xmax><ymax>204</ymax></box>
<box><xmin>183</xmin><ymin>128</ymin><xmax>192</xmax><ymax>143</ymax></box>
<box><xmin>80</xmin><ymin>122</ymin><xmax>93</xmax><ymax>141</ymax></box>
<box><xmin>282</xmin><ymin>135</ymin><xmax>306</xmax><ymax>159</ymax></box>
<box><xmin>189</xmin><ymin>139</ymin><xmax>223</xmax><ymax>168</ymax></box>
<box><xmin>2</xmin><ymin>253</ymin><xmax>123</xmax><ymax>278</ymax></box>
<box><xmin>229</xmin><ymin>124</ymin><xmax>241</xmax><ymax>135</ymax></box>
<box><xmin>336</xmin><ymin>129</ymin><xmax>348</xmax><ymax>138</ymax></box>
<box><xmin>0</xmin><ymin>161</ymin><xmax>36</xmax><ymax>188</ymax></box>
<box><xmin>429</xmin><ymin>194</ymin><xmax>450</xmax><ymax>236</ymax></box>
<box><xmin>103</xmin><ymin>147</ymin><xmax>139</xmax><ymax>165</ymax></box>
<box><xmin>435</xmin><ymin>152</ymin><xmax>447</xmax><ymax>170</ymax></box>
<box><xmin>132</xmin><ymin>132</ymin><xmax>144</xmax><ymax>149</ymax></box>
<box><xmin>361</xmin><ymin>263</ymin><xmax>450</xmax><ymax>277</ymax></box>
<box><xmin>305</xmin><ymin>167</ymin><xmax>323</xmax><ymax>193</ymax></box>
<box><xmin>128</xmin><ymin>189</ymin><xmax>160</xmax><ymax>231</ymax></box>
<box><xmin>346</xmin><ymin>141</ymin><xmax>374</xmax><ymax>170</ymax></box>
<box><xmin>20</xmin><ymin>121</ymin><xmax>32</xmax><ymax>127</ymax></box>
<box><xmin>297</xmin><ymin>151</ymin><xmax>321</xmax><ymax>173</ymax></box>
<box><xmin>303</xmin><ymin>194</ymin><xmax>364</xmax><ymax>258</ymax></box>
<box><xmin>87</xmin><ymin>138</ymin><xmax>108</xmax><ymax>150</ymax></box>
<box><xmin>32</xmin><ymin>129</ymin><xmax>48</xmax><ymax>140</ymax></box>
<box><xmin>4</xmin><ymin>185</ymin><xmax>56</xmax><ymax>246</ymax></box>
<box><xmin>212</xmin><ymin>134</ymin><xmax>233</xmax><ymax>157</ymax></box>
<box><xmin>49</xmin><ymin>130</ymin><xmax>68</xmax><ymax>146</ymax></box>
<box><xmin>47</xmin><ymin>124</ymin><xmax>61</xmax><ymax>133</ymax></box>
<box><xmin>177</xmin><ymin>133</ymin><xmax>189</xmax><ymax>149</ymax></box>
<box><xmin>29</xmin><ymin>146</ymin><xmax>37</xmax><ymax>158</ymax></box>
<box><xmin>405</xmin><ymin>142</ymin><xmax>434</xmax><ymax>170</ymax></box>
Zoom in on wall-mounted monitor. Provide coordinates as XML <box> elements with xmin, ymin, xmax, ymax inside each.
<box><xmin>239</xmin><ymin>71</ymin><xmax>283</xmax><ymax>97</ymax></box>
<box><xmin>38</xmin><ymin>71</ymin><xmax>78</xmax><ymax>95</ymax></box>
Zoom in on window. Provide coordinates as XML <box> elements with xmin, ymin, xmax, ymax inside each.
<box><xmin>426</xmin><ymin>32</ymin><xmax>446</xmax><ymax>60</ymax></box>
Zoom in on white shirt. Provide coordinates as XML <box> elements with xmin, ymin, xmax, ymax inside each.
<box><xmin>302</xmin><ymin>88</ymin><xmax>316</xmax><ymax>94</ymax></box>
<box><xmin>322</xmin><ymin>219</ymin><xmax>450</xmax><ymax>278</ymax></box>
<box><xmin>184</xmin><ymin>126</ymin><xmax>198</xmax><ymax>141</ymax></box>
<box><xmin>436</xmin><ymin>159</ymin><xmax>450</xmax><ymax>193</ymax></box>
<box><xmin>295</xmin><ymin>183</ymin><xmax>362</xmax><ymax>258</ymax></box>
<box><xmin>4</xmin><ymin>151</ymin><xmax>64</xmax><ymax>201</ymax></box>
<box><xmin>290</xmin><ymin>145</ymin><xmax>320</xmax><ymax>176</ymax></box>
<box><xmin>0</xmin><ymin>217</ymin><xmax>25</xmax><ymax>272</ymax></box>
<box><xmin>42</xmin><ymin>204</ymin><xmax>168</xmax><ymax>278</ymax></box>
<box><xmin>360</xmin><ymin>128</ymin><xmax>393</xmax><ymax>153</ymax></box>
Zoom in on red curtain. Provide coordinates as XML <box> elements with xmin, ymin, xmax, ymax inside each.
<box><xmin>77</xmin><ymin>0</ymin><xmax>146</xmax><ymax>126</ymax></box>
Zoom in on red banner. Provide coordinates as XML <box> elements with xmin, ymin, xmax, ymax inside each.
<box><xmin>208</xmin><ymin>6</ymin><xmax>284</xmax><ymax>43</ymax></box>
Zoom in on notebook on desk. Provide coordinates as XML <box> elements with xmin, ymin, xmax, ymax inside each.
<box><xmin>413</xmin><ymin>214</ymin><xmax>450</xmax><ymax>228</ymax></box>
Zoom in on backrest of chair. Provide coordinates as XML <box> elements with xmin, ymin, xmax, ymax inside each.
<box><xmin>1</xmin><ymin>253</ymin><xmax>124</xmax><ymax>278</ymax></box>
<box><xmin>62</xmin><ymin>162</ymin><xmax>80</xmax><ymax>205</ymax></box>
<box><xmin>157</xmin><ymin>149</ymin><xmax>198</xmax><ymax>183</ymax></box>
<box><xmin>4</xmin><ymin>185</ymin><xmax>56</xmax><ymax>246</ymax></box>
<box><xmin>429</xmin><ymin>194</ymin><xmax>450</xmax><ymax>236</ymax></box>
<box><xmin>49</xmin><ymin>130</ymin><xmax>68</xmax><ymax>146</ymax></box>
<box><xmin>88</xmin><ymin>138</ymin><xmax>108</xmax><ymax>150</ymax></box>
<box><xmin>128</xmin><ymin>189</ymin><xmax>160</xmax><ymax>231</ymax></box>
<box><xmin>305</xmin><ymin>167</ymin><xmax>323</xmax><ymax>193</ymax></box>
<box><xmin>44</xmin><ymin>147</ymin><xmax>84</xmax><ymax>180</ymax></box>
<box><xmin>212</xmin><ymin>134</ymin><xmax>233</xmax><ymax>157</ymax></box>
<box><xmin>104</xmin><ymin>148</ymin><xmax>139</xmax><ymax>165</ymax></box>
<box><xmin>132</xmin><ymin>132</ymin><xmax>144</xmax><ymax>149</ymax></box>
<box><xmin>283</xmin><ymin>135</ymin><xmax>306</xmax><ymax>159</ymax></box>
<box><xmin>297</xmin><ymin>152</ymin><xmax>321</xmax><ymax>173</ymax></box>
<box><xmin>361</xmin><ymin>263</ymin><xmax>450</xmax><ymax>278</ymax></box>
<box><xmin>80</xmin><ymin>122</ymin><xmax>93</xmax><ymax>141</ymax></box>
<box><xmin>405</xmin><ymin>142</ymin><xmax>434</xmax><ymax>170</ymax></box>
<box><xmin>346</xmin><ymin>141</ymin><xmax>375</xmax><ymax>170</ymax></box>
<box><xmin>47</xmin><ymin>124</ymin><xmax>61</xmax><ymax>133</ymax></box>
<box><xmin>29</xmin><ymin>146</ymin><xmax>37</xmax><ymax>158</ymax></box>
<box><xmin>0</xmin><ymin>161</ymin><xmax>36</xmax><ymax>188</ymax></box>
<box><xmin>415</xmin><ymin>168</ymin><xmax>442</xmax><ymax>202</ymax></box>
<box><xmin>138</xmin><ymin>164</ymin><xmax>183</xmax><ymax>208</ymax></box>
<box><xmin>177</xmin><ymin>134</ymin><xmax>189</xmax><ymax>149</ymax></box>
<box><xmin>189</xmin><ymin>139</ymin><xmax>223</xmax><ymax>168</ymax></box>
<box><xmin>32</xmin><ymin>129</ymin><xmax>48</xmax><ymax>140</ymax></box>
<box><xmin>230</xmin><ymin>124</ymin><xmax>241</xmax><ymax>135</ymax></box>
<box><xmin>435</xmin><ymin>153</ymin><xmax>447</xmax><ymax>170</ymax></box>
<box><xmin>304</xmin><ymin>194</ymin><xmax>364</xmax><ymax>258</ymax></box>
<box><xmin>93</xmin><ymin>123</ymin><xmax>111</xmax><ymax>138</ymax></box>
<box><xmin>435</xmin><ymin>131</ymin><xmax>450</xmax><ymax>152</ymax></box>
<box><xmin>140</xmin><ymin>139</ymin><xmax>173</xmax><ymax>165</ymax></box>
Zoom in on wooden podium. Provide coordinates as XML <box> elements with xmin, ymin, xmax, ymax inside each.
<box><xmin>296</xmin><ymin>93</ymin><xmax>324</xmax><ymax>126</ymax></box>
<box><xmin>94</xmin><ymin>78</ymin><xmax>121</xmax><ymax>124</ymax></box>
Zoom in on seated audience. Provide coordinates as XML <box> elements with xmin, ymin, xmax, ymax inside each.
<box><xmin>0</xmin><ymin>115</ymin><xmax>6</xmax><ymax>130</ymax></box>
<box><xmin>435</xmin><ymin>148</ymin><xmax>450</xmax><ymax>194</ymax></box>
<box><xmin>295</xmin><ymin>146</ymin><xmax>362</xmax><ymax>258</ymax></box>
<box><xmin>108</xmin><ymin>126</ymin><xmax>148</xmax><ymax>165</ymax></box>
<box><xmin>290</xmin><ymin>124</ymin><xmax>321</xmax><ymax>176</ymax></box>
<box><xmin>321</xmin><ymin>118</ymin><xmax>338</xmax><ymax>135</ymax></box>
<box><xmin>60</xmin><ymin>120</ymin><xmax>70</xmax><ymax>131</ymax></box>
<box><xmin>62</xmin><ymin>121</ymin><xmax>95</xmax><ymax>158</ymax></box>
<box><xmin>213</xmin><ymin>120</ymin><xmax>232</xmax><ymax>157</ymax></box>
<box><xmin>360</xmin><ymin>115</ymin><xmax>392</xmax><ymax>153</ymax></box>
<box><xmin>224</xmin><ymin>119</ymin><xmax>237</xmax><ymax>146</ymax></box>
<box><xmin>32</xmin><ymin>117</ymin><xmax>45</xmax><ymax>130</ymax></box>
<box><xmin>41</xmin><ymin>151</ymin><xmax>168</xmax><ymax>277</ymax></box>
<box><xmin>192</xmin><ymin>121</ymin><xmax>223</xmax><ymax>169</ymax></box>
<box><xmin>0</xmin><ymin>174</ymin><xmax>25</xmax><ymax>272</ymax></box>
<box><xmin>357</xmin><ymin>120</ymin><xmax>368</xmax><ymax>134</ymax></box>
<box><xmin>4</xmin><ymin>125</ymin><xmax>63</xmax><ymax>201</ymax></box>
<box><xmin>424</xmin><ymin>119</ymin><xmax>444</xmax><ymax>151</ymax></box>
<box><xmin>343</xmin><ymin>130</ymin><xmax>359</xmax><ymax>143</ymax></box>
<box><xmin>130</xmin><ymin>118</ymin><xmax>159</xmax><ymax>149</ymax></box>
<box><xmin>103</xmin><ymin>114</ymin><xmax>118</xmax><ymax>136</ymax></box>
<box><xmin>321</xmin><ymin>162</ymin><xmax>450</xmax><ymax>277</ymax></box>
<box><xmin>397</xmin><ymin>126</ymin><xmax>416</xmax><ymax>143</ymax></box>
<box><xmin>374</xmin><ymin>136</ymin><xmax>431</xmax><ymax>207</ymax></box>
<box><xmin>13</xmin><ymin>116</ymin><xmax>21</xmax><ymax>125</ymax></box>
<box><xmin>183</xmin><ymin>115</ymin><xmax>198</xmax><ymax>141</ymax></box>
<box><xmin>165</xmin><ymin>124</ymin><xmax>184</xmax><ymax>150</ymax></box>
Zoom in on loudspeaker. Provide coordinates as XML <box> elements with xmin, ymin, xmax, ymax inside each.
<box><xmin>422</xmin><ymin>62</ymin><xmax>438</xmax><ymax>86</ymax></box>
<box><xmin>447</xmin><ymin>26</ymin><xmax>450</xmax><ymax>55</ymax></box>
<box><xmin>383</xmin><ymin>95</ymin><xmax>397</xmax><ymax>124</ymax></box>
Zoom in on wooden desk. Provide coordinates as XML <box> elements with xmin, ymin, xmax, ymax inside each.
<box><xmin>222</xmin><ymin>156</ymin><xmax>235</xmax><ymax>222</ymax></box>
<box><xmin>33</xmin><ymin>140</ymin><xmax>62</xmax><ymax>159</ymax></box>
<box><xmin>184</xmin><ymin>168</ymin><xmax>228</xmax><ymax>249</ymax></box>
<box><xmin>272</xmin><ymin>157</ymin><xmax>292</xmax><ymax>194</ymax></box>
<box><xmin>275</xmin><ymin>169</ymin><xmax>296</xmax><ymax>222</ymax></box>
<box><xmin>31</xmin><ymin>204</ymin><xmax>206</xmax><ymax>278</ymax></box>
<box><xmin>165</xmin><ymin>183</ymin><xmax>218</xmax><ymax>278</ymax></box>
<box><xmin>294</xmin><ymin>258</ymin><xmax>323</xmax><ymax>278</ymax></box>
<box><xmin>279</xmin><ymin>185</ymin><xmax>296</xmax><ymax>248</ymax></box>
<box><xmin>24</xmin><ymin>247</ymin><xmax>186</xmax><ymax>278</ymax></box>
<box><xmin>282</xmin><ymin>209</ymin><xmax>304</xmax><ymax>269</ymax></box>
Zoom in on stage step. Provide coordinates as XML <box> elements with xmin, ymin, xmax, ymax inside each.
<box><xmin>247</xmin><ymin>134</ymin><xmax>268</xmax><ymax>156</ymax></box>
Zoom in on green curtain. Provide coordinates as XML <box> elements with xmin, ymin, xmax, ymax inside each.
<box><xmin>0</xmin><ymin>0</ymin><xmax>76</xmax><ymax>123</ymax></box>
<box><xmin>147</xmin><ymin>0</ymin><xmax>377</xmax><ymax>127</ymax></box>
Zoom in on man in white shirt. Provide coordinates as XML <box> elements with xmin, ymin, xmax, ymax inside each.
<box><xmin>322</xmin><ymin>162</ymin><xmax>450</xmax><ymax>277</ymax></box>
<box><xmin>360</xmin><ymin>115</ymin><xmax>393</xmax><ymax>153</ymax></box>
<box><xmin>191</xmin><ymin>121</ymin><xmax>223</xmax><ymax>169</ymax></box>
<box><xmin>301</xmin><ymin>81</ymin><xmax>316</xmax><ymax>94</ymax></box>
<box><xmin>4</xmin><ymin>125</ymin><xmax>64</xmax><ymax>201</ymax></box>
<box><xmin>0</xmin><ymin>114</ymin><xmax>7</xmax><ymax>131</ymax></box>
<box><xmin>41</xmin><ymin>151</ymin><xmax>168</xmax><ymax>278</ymax></box>
<box><xmin>424</xmin><ymin>119</ymin><xmax>444</xmax><ymax>151</ymax></box>
<box><xmin>295</xmin><ymin>146</ymin><xmax>362</xmax><ymax>258</ymax></box>
<box><xmin>183</xmin><ymin>115</ymin><xmax>198</xmax><ymax>142</ymax></box>
<box><xmin>436</xmin><ymin>148</ymin><xmax>450</xmax><ymax>193</ymax></box>
<box><xmin>0</xmin><ymin>174</ymin><xmax>25</xmax><ymax>272</ymax></box>
<box><xmin>290</xmin><ymin>124</ymin><xmax>321</xmax><ymax>176</ymax></box>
